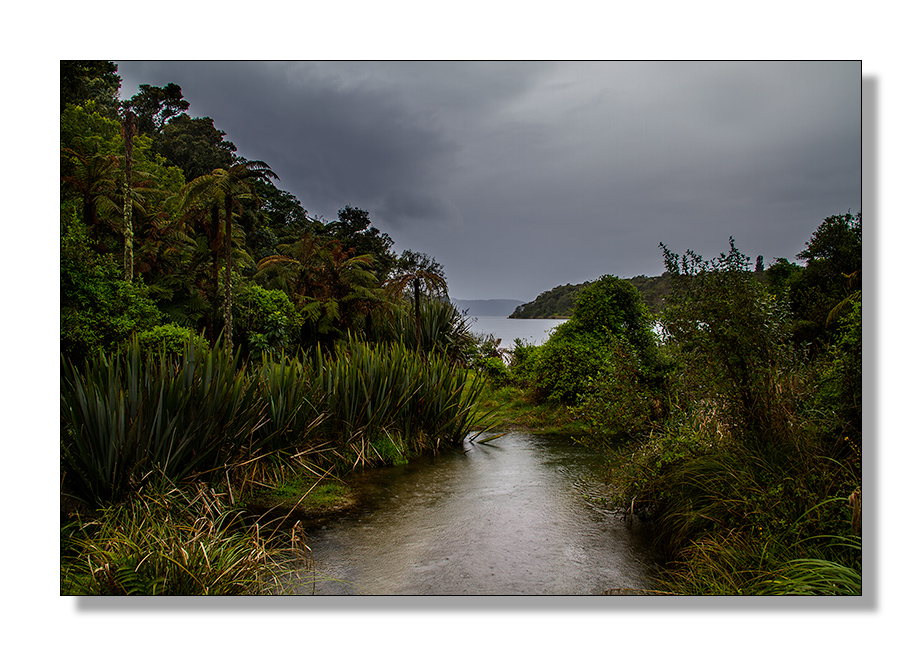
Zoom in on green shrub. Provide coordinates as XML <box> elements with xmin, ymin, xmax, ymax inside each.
<box><xmin>477</xmin><ymin>356</ymin><xmax>513</xmax><ymax>387</ymax></box>
<box><xmin>576</xmin><ymin>344</ymin><xmax>670</xmax><ymax>438</ymax></box>
<box><xmin>234</xmin><ymin>281</ymin><xmax>303</xmax><ymax>358</ymax></box>
<box><xmin>660</xmin><ymin>238</ymin><xmax>796</xmax><ymax>449</ymax></box>
<box><xmin>61</xmin><ymin>207</ymin><xmax>162</xmax><ymax>364</ymax></box>
<box><xmin>137</xmin><ymin>323</ymin><xmax>209</xmax><ymax>358</ymax></box>
<box><xmin>531</xmin><ymin>331</ymin><xmax>609</xmax><ymax>403</ymax></box>
<box><xmin>524</xmin><ymin>276</ymin><xmax>665</xmax><ymax>407</ymax></box>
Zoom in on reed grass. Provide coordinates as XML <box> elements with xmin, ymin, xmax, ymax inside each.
<box><xmin>61</xmin><ymin>483</ymin><xmax>308</xmax><ymax>595</ymax></box>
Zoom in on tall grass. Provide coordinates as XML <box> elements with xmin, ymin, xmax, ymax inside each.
<box><xmin>316</xmin><ymin>337</ymin><xmax>486</xmax><ymax>466</ymax></box>
<box><xmin>61</xmin><ymin>333</ymin><xmax>487</xmax><ymax>505</ymax></box>
<box><xmin>61</xmin><ymin>337</ymin><xmax>264</xmax><ymax>504</ymax></box>
<box><xmin>61</xmin><ymin>483</ymin><xmax>309</xmax><ymax>595</ymax></box>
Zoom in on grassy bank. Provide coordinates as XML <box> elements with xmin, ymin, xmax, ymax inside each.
<box><xmin>470</xmin><ymin>381</ymin><xmax>588</xmax><ymax>436</ymax></box>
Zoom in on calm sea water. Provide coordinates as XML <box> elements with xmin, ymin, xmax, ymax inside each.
<box><xmin>468</xmin><ymin>315</ymin><xmax>566</xmax><ymax>348</ymax></box>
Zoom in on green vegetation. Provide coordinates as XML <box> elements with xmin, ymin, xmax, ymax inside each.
<box><xmin>481</xmin><ymin>214</ymin><xmax>861</xmax><ymax>595</ymax></box>
<box><xmin>509</xmin><ymin>274</ymin><xmax>673</xmax><ymax>318</ymax></box>
<box><xmin>61</xmin><ymin>482</ymin><xmax>314</xmax><ymax>595</ymax></box>
<box><xmin>60</xmin><ymin>62</ymin><xmax>492</xmax><ymax>595</ymax></box>
<box><xmin>59</xmin><ymin>62</ymin><xmax>860</xmax><ymax>596</ymax></box>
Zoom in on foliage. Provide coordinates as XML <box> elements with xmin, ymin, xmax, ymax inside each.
<box><xmin>510</xmin><ymin>275</ymin><xmax>673</xmax><ymax>319</ymax></box>
<box><xmin>527</xmin><ymin>276</ymin><xmax>664</xmax><ymax>405</ymax></box>
<box><xmin>60</xmin><ymin>61</ymin><xmax>121</xmax><ymax>117</ymax></box>
<box><xmin>660</xmin><ymin>238</ymin><xmax>795</xmax><ymax>448</ymax></box>
<box><xmin>370</xmin><ymin>297</ymin><xmax>475</xmax><ymax>364</ymax></box>
<box><xmin>315</xmin><ymin>337</ymin><xmax>486</xmax><ymax>467</ymax></box>
<box><xmin>155</xmin><ymin>113</ymin><xmax>238</xmax><ymax>181</ymax></box>
<box><xmin>576</xmin><ymin>343</ymin><xmax>669</xmax><ymax>438</ymax></box>
<box><xmin>61</xmin><ymin>337</ymin><xmax>264</xmax><ymax>505</ymax></box>
<box><xmin>61</xmin><ymin>207</ymin><xmax>163</xmax><ymax>364</ymax></box>
<box><xmin>61</xmin><ymin>483</ymin><xmax>304</xmax><ymax>595</ymax></box>
<box><xmin>257</xmin><ymin>234</ymin><xmax>384</xmax><ymax>348</ymax></box>
<box><xmin>234</xmin><ymin>281</ymin><xmax>303</xmax><ymax>358</ymax></box>
<box><xmin>322</xmin><ymin>206</ymin><xmax>396</xmax><ymax>282</ymax></box>
<box><xmin>595</xmin><ymin>229</ymin><xmax>861</xmax><ymax>595</ymax></box>
<box><xmin>127</xmin><ymin>83</ymin><xmax>190</xmax><ymax>136</ymax></box>
<box><xmin>787</xmin><ymin>212</ymin><xmax>861</xmax><ymax>348</ymax></box>
<box><xmin>531</xmin><ymin>331</ymin><xmax>608</xmax><ymax>403</ymax></box>
<box><xmin>477</xmin><ymin>356</ymin><xmax>513</xmax><ymax>387</ymax></box>
<box><xmin>510</xmin><ymin>282</ymin><xmax>588</xmax><ymax>318</ymax></box>
<box><xmin>137</xmin><ymin>323</ymin><xmax>210</xmax><ymax>358</ymax></box>
<box><xmin>252</xmin><ymin>354</ymin><xmax>326</xmax><ymax>453</ymax></box>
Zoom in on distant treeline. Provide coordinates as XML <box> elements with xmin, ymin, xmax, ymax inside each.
<box><xmin>510</xmin><ymin>274</ymin><xmax>674</xmax><ymax>318</ymax></box>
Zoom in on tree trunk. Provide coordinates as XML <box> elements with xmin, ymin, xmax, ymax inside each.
<box><xmin>224</xmin><ymin>195</ymin><xmax>234</xmax><ymax>352</ymax></box>
<box><xmin>210</xmin><ymin>205</ymin><xmax>221</xmax><ymax>343</ymax></box>
<box><xmin>414</xmin><ymin>277</ymin><xmax>422</xmax><ymax>347</ymax></box>
<box><xmin>121</xmin><ymin>112</ymin><xmax>135</xmax><ymax>280</ymax></box>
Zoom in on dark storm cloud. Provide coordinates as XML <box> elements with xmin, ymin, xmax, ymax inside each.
<box><xmin>116</xmin><ymin>60</ymin><xmax>860</xmax><ymax>300</ymax></box>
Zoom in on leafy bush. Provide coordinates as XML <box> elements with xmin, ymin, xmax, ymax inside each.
<box><xmin>137</xmin><ymin>323</ymin><xmax>209</xmax><ymax>357</ymax></box>
<box><xmin>61</xmin><ymin>207</ymin><xmax>163</xmax><ymax>364</ymax></box>
<box><xmin>576</xmin><ymin>344</ymin><xmax>669</xmax><ymax>438</ymax></box>
<box><xmin>660</xmin><ymin>238</ymin><xmax>796</xmax><ymax>449</ymax></box>
<box><xmin>234</xmin><ymin>281</ymin><xmax>303</xmax><ymax>358</ymax></box>
<box><xmin>477</xmin><ymin>356</ymin><xmax>513</xmax><ymax>387</ymax></box>
<box><xmin>526</xmin><ymin>275</ymin><xmax>664</xmax><ymax>405</ymax></box>
<box><xmin>531</xmin><ymin>331</ymin><xmax>608</xmax><ymax>403</ymax></box>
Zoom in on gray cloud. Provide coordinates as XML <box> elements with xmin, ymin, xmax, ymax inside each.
<box><xmin>117</xmin><ymin>60</ymin><xmax>860</xmax><ymax>301</ymax></box>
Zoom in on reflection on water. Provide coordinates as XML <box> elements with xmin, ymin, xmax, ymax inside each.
<box><xmin>290</xmin><ymin>432</ymin><xmax>658</xmax><ymax>595</ymax></box>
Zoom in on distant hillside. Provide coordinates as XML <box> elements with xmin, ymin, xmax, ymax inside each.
<box><xmin>450</xmin><ymin>298</ymin><xmax>525</xmax><ymax>316</ymax></box>
<box><xmin>509</xmin><ymin>274</ymin><xmax>672</xmax><ymax>318</ymax></box>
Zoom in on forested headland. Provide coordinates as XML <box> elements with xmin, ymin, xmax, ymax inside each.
<box><xmin>60</xmin><ymin>61</ymin><xmax>861</xmax><ymax>596</ymax></box>
<box><xmin>510</xmin><ymin>274</ymin><xmax>674</xmax><ymax>318</ymax></box>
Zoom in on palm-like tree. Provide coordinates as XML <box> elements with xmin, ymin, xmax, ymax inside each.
<box><xmin>257</xmin><ymin>235</ymin><xmax>384</xmax><ymax>344</ymax></box>
<box><xmin>60</xmin><ymin>148</ymin><xmax>121</xmax><ymax>250</ymax></box>
<box><xmin>384</xmin><ymin>251</ymin><xmax>448</xmax><ymax>344</ymax></box>
<box><xmin>179</xmin><ymin>160</ymin><xmax>278</xmax><ymax>350</ymax></box>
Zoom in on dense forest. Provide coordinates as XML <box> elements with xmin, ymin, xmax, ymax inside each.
<box><xmin>60</xmin><ymin>61</ymin><xmax>462</xmax><ymax>365</ymax></box>
<box><xmin>60</xmin><ymin>61</ymin><xmax>861</xmax><ymax>596</ymax></box>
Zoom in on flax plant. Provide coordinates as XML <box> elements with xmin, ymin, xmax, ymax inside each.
<box><xmin>254</xmin><ymin>354</ymin><xmax>327</xmax><ymax>451</ymax></box>
<box><xmin>61</xmin><ymin>337</ymin><xmax>264</xmax><ymax>505</ymax></box>
<box><xmin>314</xmin><ymin>337</ymin><xmax>486</xmax><ymax>466</ymax></box>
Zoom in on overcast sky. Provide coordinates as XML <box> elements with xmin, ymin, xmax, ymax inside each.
<box><xmin>115</xmin><ymin>60</ymin><xmax>860</xmax><ymax>302</ymax></box>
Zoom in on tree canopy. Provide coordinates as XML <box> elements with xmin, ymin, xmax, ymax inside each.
<box><xmin>60</xmin><ymin>61</ymin><xmax>450</xmax><ymax>363</ymax></box>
